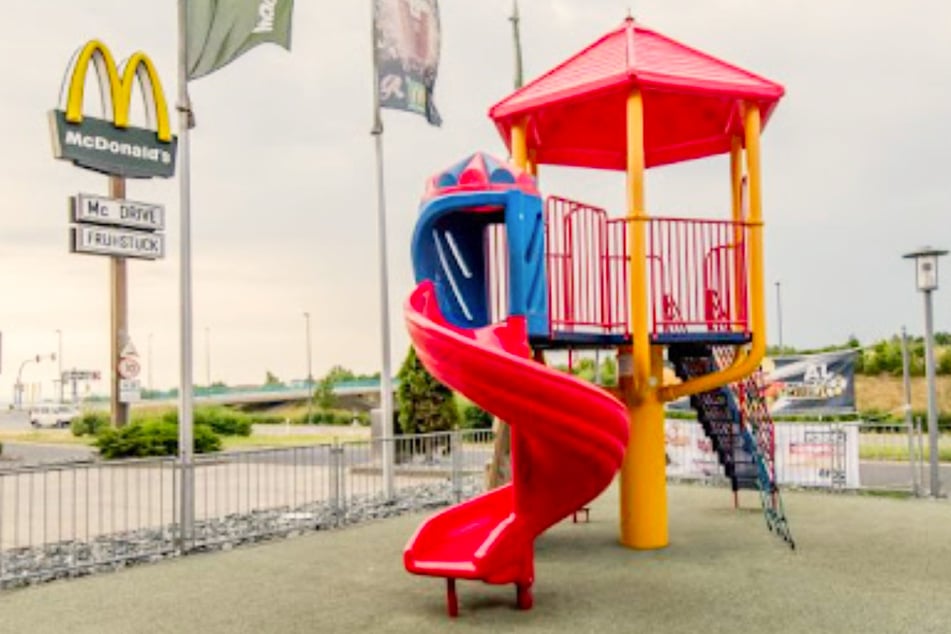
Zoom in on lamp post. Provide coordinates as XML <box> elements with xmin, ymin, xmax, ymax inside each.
<box><xmin>15</xmin><ymin>353</ymin><xmax>56</xmax><ymax>410</ymax></box>
<box><xmin>903</xmin><ymin>246</ymin><xmax>948</xmax><ymax>498</ymax></box>
<box><xmin>55</xmin><ymin>329</ymin><xmax>63</xmax><ymax>403</ymax></box>
<box><xmin>304</xmin><ymin>312</ymin><xmax>313</xmax><ymax>425</ymax></box>
<box><xmin>775</xmin><ymin>281</ymin><xmax>784</xmax><ymax>350</ymax></box>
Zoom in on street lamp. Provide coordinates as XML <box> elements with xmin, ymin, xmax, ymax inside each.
<box><xmin>304</xmin><ymin>312</ymin><xmax>314</xmax><ymax>424</ymax></box>
<box><xmin>55</xmin><ymin>329</ymin><xmax>63</xmax><ymax>403</ymax></box>
<box><xmin>15</xmin><ymin>353</ymin><xmax>56</xmax><ymax>410</ymax></box>
<box><xmin>903</xmin><ymin>246</ymin><xmax>948</xmax><ymax>498</ymax></box>
<box><xmin>775</xmin><ymin>281</ymin><xmax>784</xmax><ymax>350</ymax></box>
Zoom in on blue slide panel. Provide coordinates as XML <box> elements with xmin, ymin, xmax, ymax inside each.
<box><xmin>504</xmin><ymin>191</ymin><xmax>548</xmax><ymax>338</ymax></box>
<box><xmin>411</xmin><ymin>190</ymin><xmax>549</xmax><ymax>336</ymax></box>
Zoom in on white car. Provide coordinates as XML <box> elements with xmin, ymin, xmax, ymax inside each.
<box><xmin>29</xmin><ymin>404</ymin><xmax>80</xmax><ymax>429</ymax></box>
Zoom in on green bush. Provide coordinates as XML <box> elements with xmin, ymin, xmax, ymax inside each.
<box><xmin>248</xmin><ymin>413</ymin><xmax>286</xmax><ymax>425</ymax></box>
<box><xmin>96</xmin><ymin>421</ymin><xmax>221</xmax><ymax>460</ymax></box>
<box><xmin>296</xmin><ymin>409</ymin><xmax>368</xmax><ymax>426</ymax></box>
<box><xmin>71</xmin><ymin>411</ymin><xmax>111</xmax><ymax>437</ymax></box>
<box><xmin>156</xmin><ymin>406</ymin><xmax>252</xmax><ymax>437</ymax></box>
<box><xmin>461</xmin><ymin>404</ymin><xmax>493</xmax><ymax>430</ymax></box>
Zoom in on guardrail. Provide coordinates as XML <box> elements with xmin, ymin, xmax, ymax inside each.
<box><xmin>0</xmin><ymin>429</ymin><xmax>494</xmax><ymax>588</ymax></box>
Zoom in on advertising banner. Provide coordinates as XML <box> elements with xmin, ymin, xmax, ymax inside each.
<box><xmin>665</xmin><ymin>420</ymin><xmax>861</xmax><ymax>489</ymax></box>
<box><xmin>665</xmin><ymin>419</ymin><xmax>722</xmax><ymax>480</ymax></box>
<box><xmin>763</xmin><ymin>350</ymin><xmax>857</xmax><ymax>414</ymax></box>
<box><xmin>374</xmin><ymin>0</ymin><xmax>442</xmax><ymax>125</ymax></box>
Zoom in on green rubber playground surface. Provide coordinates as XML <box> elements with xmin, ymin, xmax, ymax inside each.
<box><xmin>1</xmin><ymin>483</ymin><xmax>950</xmax><ymax>633</ymax></box>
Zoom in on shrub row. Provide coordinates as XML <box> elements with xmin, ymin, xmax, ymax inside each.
<box><xmin>71</xmin><ymin>411</ymin><xmax>111</xmax><ymax>437</ymax></box>
<box><xmin>162</xmin><ymin>406</ymin><xmax>253</xmax><ymax>437</ymax></box>
<box><xmin>296</xmin><ymin>409</ymin><xmax>370</xmax><ymax>426</ymax></box>
<box><xmin>95</xmin><ymin>421</ymin><xmax>221</xmax><ymax>459</ymax></box>
<box><xmin>73</xmin><ymin>407</ymin><xmax>255</xmax><ymax>438</ymax></box>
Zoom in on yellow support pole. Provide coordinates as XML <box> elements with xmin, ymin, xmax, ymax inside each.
<box><xmin>527</xmin><ymin>149</ymin><xmax>538</xmax><ymax>177</ymax></box>
<box><xmin>730</xmin><ymin>136</ymin><xmax>743</xmax><ymax>222</ymax></box>
<box><xmin>620</xmin><ymin>87</ymin><xmax>668</xmax><ymax>550</ymax></box>
<box><xmin>511</xmin><ymin>118</ymin><xmax>528</xmax><ymax>170</ymax></box>
<box><xmin>729</xmin><ymin>136</ymin><xmax>744</xmax><ymax>331</ymax></box>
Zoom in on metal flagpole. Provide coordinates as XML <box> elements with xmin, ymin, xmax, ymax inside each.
<box><xmin>176</xmin><ymin>0</ymin><xmax>195</xmax><ymax>547</ymax></box>
<box><xmin>488</xmin><ymin>0</ymin><xmax>526</xmax><ymax>490</ymax></box>
<box><xmin>371</xmin><ymin>0</ymin><xmax>395</xmax><ymax>499</ymax></box>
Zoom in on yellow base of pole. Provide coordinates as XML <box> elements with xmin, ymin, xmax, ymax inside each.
<box><xmin>620</xmin><ymin>346</ymin><xmax>668</xmax><ymax>550</ymax></box>
<box><xmin>619</xmin><ymin>391</ymin><xmax>669</xmax><ymax>549</ymax></box>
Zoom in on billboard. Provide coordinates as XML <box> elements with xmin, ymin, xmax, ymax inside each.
<box><xmin>762</xmin><ymin>350</ymin><xmax>857</xmax><ymax>414</ymax></box>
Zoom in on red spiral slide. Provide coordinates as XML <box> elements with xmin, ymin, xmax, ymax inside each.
<box><xmin>403</xmin><ymin>281</ymin><xmax>630</xmax><ymax>615</ymax></box>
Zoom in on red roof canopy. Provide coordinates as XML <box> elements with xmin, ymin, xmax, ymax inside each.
<box><xmin>489</xmin><ymin>18</ymin><xmax>784</xmax><ymax>170</ymax></box>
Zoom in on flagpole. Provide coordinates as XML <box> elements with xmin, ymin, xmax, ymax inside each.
<box><xmin>176</xmin><ymin>0</ymin><xmax>195</xmax><ymax>547</ymax></box>
<box><xmin>371</xmin><ymin>0</ymin><xmax>395</xmax><ymax>499</ymax></box>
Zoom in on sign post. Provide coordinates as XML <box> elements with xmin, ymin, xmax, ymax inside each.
<box><xmin>110</xmin><ymin>176</ymin><xmax>130</xmax><ymax>425</ymax></box>
<box><xmin>50</xmin><ymin>40</ymin><xmax>175</xmax><ymax>428</ymax></box>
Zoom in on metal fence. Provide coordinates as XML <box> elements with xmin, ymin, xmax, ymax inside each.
<box><xmin>3</xmin><ymin>422</ymin><xmax>945</xmax><ymax>589</ymax></box>
<box><xmin>0</xmin><ymin>429</ymin><xmax>494</xmax><ymax>588</ymax></box>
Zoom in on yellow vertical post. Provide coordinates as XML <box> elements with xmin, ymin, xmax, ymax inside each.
<box><xmin>729</xmin><ymin>136</ymin><xmax>745</xmax><ymax>330</ymax></box>
<box><xmin>527</xmin><ymin>149</ymin><xmax>538</xmax><ymax>177</ymax></box>
<box><xmin>730</xmin><ymin>136</ymin><xmax>743</xmax><ymax>221</ymax></box>
<box><xmin>511</xmin><ymin>118</ymin><xmax>528</xmax><ymax>169</ymax></box>
<box><xmin>744</xmin><ymin>104</ymin><xmax>766</xmax><ymax>344</ymax></box>
<box><xmin>620</xmin><ymin>87</ymin><xmax>668</xmax><ymax>550</ymax></box>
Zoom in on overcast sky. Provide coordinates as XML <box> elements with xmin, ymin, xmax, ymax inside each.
<box><xmin>0</xmin><ymin>0</ymin><xmax>948</xmax><ymax>403</ymax></box>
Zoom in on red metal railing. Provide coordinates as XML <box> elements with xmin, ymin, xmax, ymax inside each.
<box><xmin>647</xmin><ymin>216</ymin><xmax>749</xmax><ymax>334</ymax></box>
<box><xmin>545</xmin><ymin>198</ymin><xmax>630</xmax><ymax>336</ymax></box>
<box><xmin>543</xmin><ymin>196</ymin><xmax>750</xmax><ymax>338</ymax></box>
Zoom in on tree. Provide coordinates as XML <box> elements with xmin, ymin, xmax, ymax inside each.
<box><xmin>397</xmin><ymin>347</ymin><xmax>459</xmax><ymax>435</ymax></box>
<box><xmin>315</xmin><ymin>377</ymin><xmax>336</xmax><ymax>409</ymax></box>
<box><xmin>264</xmin><ymin>371</ymin><xmax>282</xmax><ymax>386</ymax></box>
<box><xmin>324</xmin><ymin>365</ymin><xmax>356</xmax><ymax>383</ymax></box>
<box><xmin>599</xmin><ymin>356</ymin><xmax>618</xmax><ymax>386</ymax></box>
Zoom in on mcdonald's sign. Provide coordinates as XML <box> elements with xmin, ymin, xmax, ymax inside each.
<box><xmin>48</xmin><ymin>40</ymin><xmax>177</xmax><ymax>179</ymax></box>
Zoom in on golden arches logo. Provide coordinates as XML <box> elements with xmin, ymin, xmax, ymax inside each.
<box><xmin>64</xmin><ymin>40</ymin><xmax>171</xmax><ymax>143</ymax></box>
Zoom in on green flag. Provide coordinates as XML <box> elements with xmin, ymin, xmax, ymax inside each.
<box><xmin>187</xmin><ymin>0</ymin><xmax>294</xmax><ymax>80</ymax></box>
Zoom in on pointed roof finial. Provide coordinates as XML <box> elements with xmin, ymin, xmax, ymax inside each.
<box><xmin>626</xmin><ymin>7</ymin><xmax>634</xmax><ymax>21</ymax></box>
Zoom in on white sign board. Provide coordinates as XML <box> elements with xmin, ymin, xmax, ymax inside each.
<box><xmin>71</xmin><ymin>194</ymin><xmax>165</xmax><ymax>231</ymax></box>
<box><xmin>72</xmin><ymin>225</ymin><xmax>164</xmax><ymax>260</ymax></box>
<box><xmin>119</xmin><ymin>378</ymin><xmax>141</xmax><ymax>403</ymax></box>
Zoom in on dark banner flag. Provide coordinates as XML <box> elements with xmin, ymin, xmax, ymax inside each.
<box><xmin>374</xmin><ymin>0</ymin><xmax>442</xmax><ymax>126</ymax></box>
<box><xmin>187</xmin><ymin>0</ymin><xmax>294</xmax><ymax>81</ymax></box>
<box><xmin>763</xmin><ymin>350</ymin><xmax>858</xmax><ymax>414</ymax></box>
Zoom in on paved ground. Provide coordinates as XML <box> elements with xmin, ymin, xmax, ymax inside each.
<box><xmin>860</xmin><ymin>460</ymin><xmax>951</xmax><ymax>490</ymax></box>
<box><xmin>0</xmin><ymin>483</ymin><xmax>949</xmax><ymax>633</ymax></box>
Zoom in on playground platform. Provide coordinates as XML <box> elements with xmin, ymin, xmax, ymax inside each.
<box><xmin>1</xmin><ymin>483</ymin><xmax>949</xmax><ymax>633</ymax></box>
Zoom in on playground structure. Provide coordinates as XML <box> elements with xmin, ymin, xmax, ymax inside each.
<box><xmin>403</xmin><ymin>17</ymin><xmax>792</xmax><ymax>616</ymax></box>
